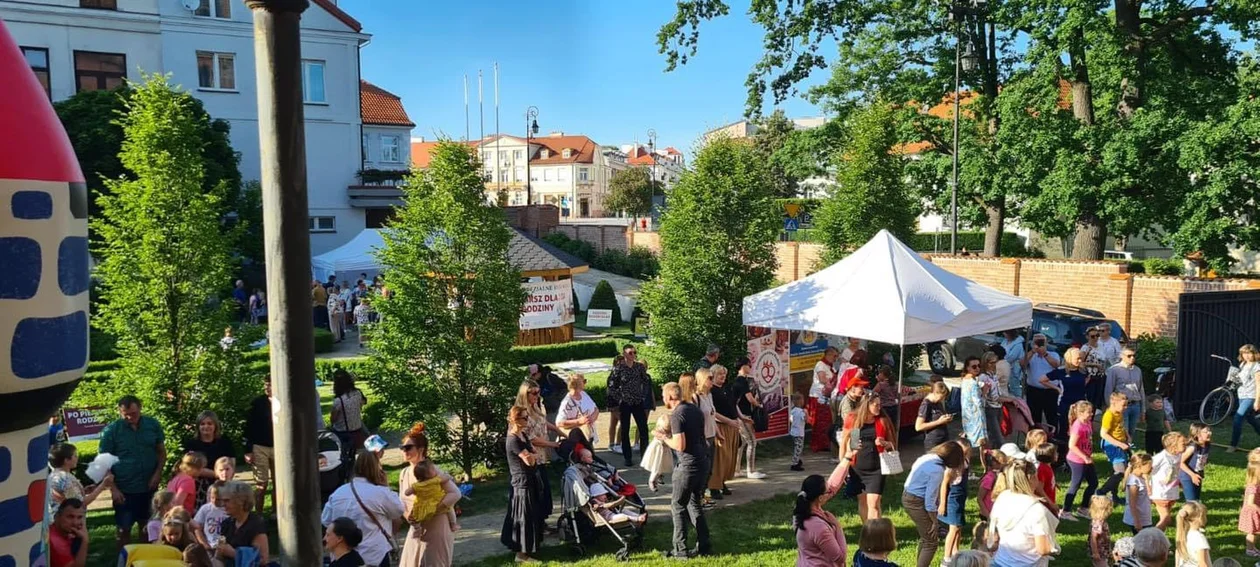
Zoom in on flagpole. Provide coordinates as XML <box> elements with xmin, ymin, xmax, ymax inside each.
<box><xmin>495</xmin><ymin>62</ymin><xmax>501</xmax><ymax>200</ymax></box>
<box><xmin>478</xmin><ymin>70</ymin><xmax>484</xmax><ymax>147</ymax></box>
<box><xmin>463</xmin><ymin>74</ymin><xmax>469</xmax><ymax>142</ymax></box>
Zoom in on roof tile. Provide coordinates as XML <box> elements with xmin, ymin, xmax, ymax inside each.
<box><xmin>360</xmin><ymin>80</ymin><xmax>414</xmax><ymax>127</ymax></box>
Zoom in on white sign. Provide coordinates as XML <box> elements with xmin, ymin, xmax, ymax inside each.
<box><xmin>519</xmin><ymin>280</ymin><xmax>575</xmax><ymax>330</ymax></box>
<box><xmin>586</xmin><ymin>309</ymin><xmax>613</xmax><ymax>328</ymax></box>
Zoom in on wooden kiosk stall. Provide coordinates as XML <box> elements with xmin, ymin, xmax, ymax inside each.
<box><xmin>511</xmin><ymin>229</ymin><xmax>589</xmax><ymax>346</ymax></box>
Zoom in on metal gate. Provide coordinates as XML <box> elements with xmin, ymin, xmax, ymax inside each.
<box><xmin>1174</xmin><ymin>289</ymin><xmax>1260</xmax><ymax>419</ymax></box>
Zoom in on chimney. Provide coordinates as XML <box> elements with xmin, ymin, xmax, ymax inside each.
<box><xmin>549</xmin><ymin>131</ymin><xmax>564</xmax><ymax>137</ymax></box>
<box><xmin>411</xmin><ymin>136</ymin><xmax>425</xmax><ymax>143</ymax></box>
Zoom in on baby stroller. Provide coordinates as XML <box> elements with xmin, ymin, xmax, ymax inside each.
<box><xmin>317</xmin><ymin>430</ymin><xmax>348</xmax><ymax>504</ymax></box>
<box><xmin>559</xmin><ymin>451</ymin><xmax>647</xmax><ymax>561</ymax></box>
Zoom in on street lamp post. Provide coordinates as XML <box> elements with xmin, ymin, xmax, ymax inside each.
<box><xmin>949</xmin><ymin>0</ymin><xmax>983</xmax><ymax>255</ymax></box>
<box><xmin>525</xmin><ymin>106</ymin><xmax>539</xmax><ymax>206</ymax></box>
<box><xmin>647</xmin><ymin>128</ymin><xmax>657</xmax><ymax>227</ymax></box>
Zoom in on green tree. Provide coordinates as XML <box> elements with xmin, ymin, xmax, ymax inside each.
<box><xmin>369</xmin><ymin>141</ymin><xmax>526</xmax><ymax>480</ymax></box>
<box><xmin>604</xmin><ymin>167</ymin><xmax>657</xmax><ymax>220</ymax></box>
<box><xmin>83</xmin><ymin>75</ymin><xmax>255</xmax><ymax>456</ymax></box>
<box><xmin>752</xmin><ymin>109</ymin><xmax>802</xmax><ymax>198</ymax></box>
<box><xmin>639</xmin><ymin>137</ymin><xmax>780</xmax><ymax>378</ymax></box>
<box><xmin>588</xmin><ymin>280</ymin><xmax>623</xmax><ymax>325</ymax></box>
<box><xmin>816</xmin><ymin>102</ymin><xmax>919</xmax><ymax>264</ymax></box>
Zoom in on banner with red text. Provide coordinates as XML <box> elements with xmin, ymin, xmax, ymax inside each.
<box><xmin>746</xmin><ymin>327</ymin><xmax>791</xmax><ymax>440</ymax></box>
<box><xmin>519</xmin><ymin>280</ymin><xmax>575</xmax><ymax>330</ymax></box>
<box><xmin>62</xmin><ymin>407</ymin><xmax>111</xmax><ymax>441</ymax></box>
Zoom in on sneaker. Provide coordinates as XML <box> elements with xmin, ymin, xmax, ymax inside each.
<box><xmin>1247</xmin><ymin>548</ymin><xmax>1260</xmax><ymax>558</ymax></box>
<box><xmin>709</xmin><ymin>489</ymin><xmax>724</xmax><ymax>500</ymax></box>
<box><xmin>608</xmin><ymin>444</ymin><xmax>621</xmax><ymax>454</ymax></box>
<box><xmin>790</xmin><ymin>463</ymin><xmax>805</xmax><ymax>471</ymax></box>
<box><xmin>1058</xmin><ymin>511</ymin><xmax>1077</xmax><ymax>522</ymax></box>
<box><xmin>733</xmin><ymin>470</ymin><xmax>745</xmax><ymax>478</ymax></box>
<box><xmin>721</xmin><ymin>486</ymin><xmax>732</xmax><ymax>496</ymax></box>
<box><xmin>1075</xmin><ymin>509</ymin><xmax>1091</xmax><ymax>521</ymax></box>
<box><xmin>747</xmin><ymin>471</ymin><xmax>768</xmax><ymax>479</ymax></box>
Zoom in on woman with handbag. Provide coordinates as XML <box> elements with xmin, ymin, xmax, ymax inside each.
<box><xmin>837</xmin><ymin>393</ymin><xmax>897</xmax><ymax>523</ymax></box>
<box><xmin>321</xmin><ymin>452</ymin><xmax>405</xmax><ymax>567</ymax></box>
<box><xmin>400</xmin><ymin>423</ymin><xmax>461</xmax><ymax>567</ymax></box>
<box><xmin>331</xmin><ymin>369</ymin><xmax>370</xmax><ymax>468</ymax></box>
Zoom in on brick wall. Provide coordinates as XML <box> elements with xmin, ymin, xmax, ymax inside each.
<box><xmin>551</xmin><ymin>224</ymin><xmax>632</xmax><ymax>255</ymax></box>
<box><xmin>630</xmin><ymin>231</ymin><xmax>661</xmax><ymax>253</ymax></box>
<box><xmin>1129</xmin><ymin>276</ymin><xmax>1260</xmax><ymax>338</ymax></box>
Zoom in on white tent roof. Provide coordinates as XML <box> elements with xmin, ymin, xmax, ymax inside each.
<box><xmin>742</xmin><ymin>230</ymin><xmax>1032</xmax><ymax>345</ymax></box>
<box><xmin>311</xmin><ymin>229</ymin><xmax>385</xmax><ymax>282</ymax></box>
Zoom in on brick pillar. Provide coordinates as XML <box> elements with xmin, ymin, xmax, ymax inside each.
<box><xmin>1109</xmin><ymin>273</ymin><xmax>1135</xmax><ymax>333</ymax></box>
<box><xmin>1003</xmin><ymin>257</ymin><xmax>1022</xmax><ymax>295</ymax></box>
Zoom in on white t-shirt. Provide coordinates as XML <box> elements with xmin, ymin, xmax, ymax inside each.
<box><xmin>1150</xmin><ymin>451</ymin><xmax>1181</xmax><ymax>501</ymax></box>
<box><xmin>811</xmin><ymin>360</ymin><xmax>835</xmax><ymax>400</ymax></box>
<box><xmin>192</xmin><ymin>503</ymin><xmax>228</xmax><ymax>549</ymax></box>
<box><xmin>989</xmin><ymin>492</ymin><xmax>1059</xmax><ymax>567</ymax></box>
<box><xmin>320</xmin><ymin>479</ymin><xmax>406</xmax><ymax>567</ymax></box>
<box><xmin>789</xmin><ymin>407</ymin><xmax>806</xmax><ymax>437</ymax></box>
<box><xmin>1122</xmin><ymin>476</ymin><xmax>1152</xmax><ymax>527</ymax></box>
<box><xmin>557</xmin><ymin>391</ymin><xmax>599</xmax><ymax>444</ymax></box>
<box><xmin>1177</xmin><ymin>528</ymin><xmax>1210</xmax><ymax>567</ymax></box>
<box><xmin>1096</xmin><ymin>337</ymin><xmax>1123</xmax><ymax>366</ymax></box>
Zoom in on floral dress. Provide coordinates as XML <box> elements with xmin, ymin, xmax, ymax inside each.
<box><xmin>1240</xmin><ymin>483</ymin><xmax>1260</xmax><ymax>534</ymax></box>
<box><xmin>960</xmin><ymin>377</ymin><xmax>987</xmax><ymax>447</ymax></box>
<box><xmin>46</xmin><ymin>469</ymin><xmax>84</xmax><ymax>518</ymax></box>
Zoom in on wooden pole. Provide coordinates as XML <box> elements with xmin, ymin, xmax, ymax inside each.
<box><xmin>245</xmin><ymin>1</ymin><xmax>322</xmax><ymax>564</ymax></box>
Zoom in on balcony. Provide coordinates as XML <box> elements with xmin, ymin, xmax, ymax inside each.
<box><xmin>348</xmin><ymin>168</ymin><xmax>408</xmax><ymax>208</ymax></box>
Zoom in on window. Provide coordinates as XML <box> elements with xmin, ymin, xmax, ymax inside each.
<box><xmin>365</xmin><ymin>208</ymin><xmax>395</xmax><ymax>229</ymax></box>
<box><xmin>530</xmin><ymin>169</ymin><xmax>539</xmax><ymax>181</ymax></box>
<box><xmin>80</xmin><ymin>0</ymin><xmax>117</xmax><ymax>9</ymax></box>
<box><xmin>361</xmin><ymin>134</ymin><xmax>370</xmax><ymax>159</ymax></box>
<box><xmin>498</xmin><ymin>150</ymin><xmax>508</xmax><ymax>162</ymax></box>
<box><xmin>513</xmin><ymin>149</ymin><xmax>523</xmax><ymax>160</ymax></box>
<box><xmin>74</xmin><ymin>51</ymin><xmax>126</xmax><ymax>93</ymax></box>
<box><xmin>484</xmin><ymin>168</ymin><xmax>493</xmax><ymax>181</ymax></box>
<box><xmin>194</xmin><ymin>0</ymin><xmax>231</xmax><ymax>19</ymax></box>
<box><xmin>499</xmin><ymin>170</ymin><xmax>509</xmax><ymax>182</ymax></box>
<box><xmin>514</xmin><ymin>166</ymin><xmax>524</xmax><ymax>182</ymax></box>
<box><xmin>540</xmin><ymin>149</ymin><xmax>550</xmax><ymax>159</ymax></box>
<box><xmin>543</xmin><ymin>169</ymin><xmax>552</xmax><ymax>182</ymax></box>
<box><xmin>308</xmin><ymin>216</ymin><xmax>336</xmax><ymax>233</ymax></box>
<box><xmin>482</xmin><ymin>151</ymin><xmax>492</xmax><ymax>162</ymax></box>
<box><xmin>21</xmin><ymin>47</ymin><xmax>50</xmax><ymax>98</ymax></box>
<box><xmin>562</xmin><ymin>148</ymin><xmax>572</xmax><ymax>159</ymax></box>
<box><xmin>380</xmin><ymin>136</ymin><xmax>400</xmax><ymax>163</ymax></box>
<box><xmin>301</xmin><ymin>60</ymin><xmax>326</xmax><ymax>103</ymax></box>
<box><xmin>578</xmin><ymin>168</ymin><xmax>589</xmax><ymax>182</ymax></box>
<box><xmin>196</xmin><ymin>51</ymin><xmax>235</xmax><ymax>90</ymax></box>
<box><xmin>557</xmin><ymin>167</ymin><xmax>569</xmax><ymax>182</ymax></box>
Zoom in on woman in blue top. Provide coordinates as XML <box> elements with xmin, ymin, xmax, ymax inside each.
<box><xmin>900</xmin><ymin>442</ymin><xmax>966</xmax><ymax>567</ymax></box>
<box><xmin>959</xmin><ymin>357</ymin><xmax>988</xmax><ymax>449</ymax></box>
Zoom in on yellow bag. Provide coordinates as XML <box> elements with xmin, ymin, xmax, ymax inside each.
<box><xmin>132</xmin><ymin>561</ymin><xmax>185</xmax><ymax>567</ymax></box>
<box><xmin>118</xmin><ymin>543</ymin><xmax>181</xmax><ymax>566</ymax></box>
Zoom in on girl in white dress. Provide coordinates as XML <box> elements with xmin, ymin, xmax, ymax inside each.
<box><xmin>640</xmin><ymin>411</ymin><xmax>672</xmax><ymax>491</ymax></box>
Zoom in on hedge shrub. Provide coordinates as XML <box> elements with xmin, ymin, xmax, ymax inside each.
<box><xmin>1143</xmin><ymin>258</ymin><xmax>1184</xmax><ymax>276</ymax></box>
<box><xmin>907</xmin><ymin>231</ymin><xmax>1036</xmax><ymax>257</ymax></box>
<box><xmin>314</xmin><ymin>328</ymin><xmax>335</xmax><ymax>353</ymax></box>
<box><xmin>512</xmin><ymin>339</ymin><xmax>621</xmax><ymax>366</ymax></box>
<box><xmin>544</xmin><ymin>232</ymin><xmax>660</xmax><ymax>281</ymax></box>
<box><xmin>588</xmin><ymin>280</ymin><xmax>623</xmax><ymax>325</ymax></box>
<box><xmin>1134</xmin><ymin>333</ymin><xmax>1177</xmax><ymax>389</ymax></box>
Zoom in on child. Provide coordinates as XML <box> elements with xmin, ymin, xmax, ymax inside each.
<box><xmin>159</xmin><ymin>516</ymin><xmax>195</xmax><ymax>551</ymax></box>
<box><xmin>640</xmin><ymin>408</ymin><xmax>673</xmax><ymax>490</ymax></box>
<box><xmin>1240</xmin><ymin>448</ymin><xmax>1260</xmax><ymax>557</ymax></box>
<box><xmin>1179</xmin><ymin>423</ymin><xmax>1211</xmax><ymax>503</ymax></box>
<box><xmin>403</xmin><ymin>459</ymin><xmax>459</xmax><ymax>532</ymax></box>
<box><xmin>1177</xmin><ymin>501</ymin><xmax>1211</xmax><ymax>566</ymax></box>
<box><xmin>1033</xmin><ymin>443</ymin><xmax>1058</xmax><ymax>508</ymax></box>
<box><xmin>977</xmin><ymin>450</ymin><xmax>1009</xmax><ymax>520</ymax></box>
<box><xmin>1087</xmin><ymin>495</ymin><xmax>1113</xmax><ymax>567</ymax></box>
<box><xmin>147</xmin><ymin>491</ymin><xmax>176</xmax><ymax>543</ymax></box>
<box><xmin>1144</xmin><ymin>394</ymin><xmax>1173</xmax><ymax>453</ymax></box>
<box><xmin>214</xmin><ymin>456</ymin><xmax>236</xmax><ymax>482</ymax></box>
<box><xmin>1121</xmin><ymin>453</ymin><xmax>1153</xmax><ymax>533</ymax></box>
<box><xmin>1063</xmin><ymin>400</ymin><xmax>1097</xmax><ymax>520</ymax></box>
<box><xmin>853</xmin><ymin>517</ymin><xmax>898</xmax><ymax>567</ymax></box>
<box><xmin>1023</xmin><ymin>429</ymin><xmax>1048</xmax><ymax>465</ymax></box>
<box><xmin>192</xmin><ymin>482</ymin><xmax>227</xmax><ymax>551</ymax></box>
<box><xmin>167</xmin><ymin>451</ymin><xmax>206</xmax><ymax>513</ymax></box>
<box><xmin>1150</xmin><ymin>431</ymin><xmax>1185</xmax><ymax>530</ymax></box>
<box><xmin>872</xmin><ymin>365</ymin><xmax>900</xmax><ymax>430</ymax></box>
<box><xmin>915</xmin><ymin>382</ymin><xmax>953</xmax><ymax>451</ymax></box>
<box><xmin>588</xmin><ymin>481</ymin><xmax>646</xmax><ymax>526</ymax></box>
<box><xmin>1099</xmin><ymin>393</ymin><xmax>1132</xmax><ymax>501</ymax></box>
<box><xmin>940</xmin><ymin>439</ymin><xmax>972</xmax><ymax>565</ymax></box>
<box><xmin>789</xmin><ymin>393</ymin><xmax>807</xmax><ymax>472</ymax></box>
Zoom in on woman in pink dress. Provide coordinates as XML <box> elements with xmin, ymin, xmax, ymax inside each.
<box><xmin>399</xmin><ymin>422</ymin><xmax>462</xmax><ymax>567</ymax></box>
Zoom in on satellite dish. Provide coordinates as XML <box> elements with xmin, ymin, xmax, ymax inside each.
<box><xmin>180</xmin><ymin>0</ymin><xmax>200</xmax><ymax>11</ymax></box>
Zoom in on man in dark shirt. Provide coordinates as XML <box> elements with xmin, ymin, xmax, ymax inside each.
<box><xmin>99</xmin><ymin>395</ymin><xmax>165</xmax><ymax>551</ymax></box>
<box><xmin>661</xmin><ymin>382</ymin><xmax>711</xmax><ymax>558</ymax></box>
<box><xmin>243</xmin><ymin>376</ymin><xmax>275</xmax><ymax>512</ymax></box>
<box><xmin>695</xmin><ymin>344</ymin><xmax>721</xmax><ymax>371</ymax></box>
<box><xmin>607</xmin><ymin>344</ymin><xmax>651</xmax><ymax>467</ymax></box>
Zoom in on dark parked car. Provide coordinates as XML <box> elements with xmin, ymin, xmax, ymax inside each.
<box><xmin>927</xmin><ymin>303</ymin><xmax>1128</xmax><ymax>375</ymax></box>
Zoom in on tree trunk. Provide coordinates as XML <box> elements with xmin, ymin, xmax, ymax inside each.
<box><xmin>1071</xmin><ymin>212</ymin><xmax>1108</xmax><ymax>260</ymax></box>
<box><xmin>983</xmin><ymin>197</ymin><xmax>1004</xmax><ymax>257</ymax></box>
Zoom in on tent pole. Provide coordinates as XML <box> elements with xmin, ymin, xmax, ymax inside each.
<box><xmin>897</xmin><ymin>344</ymin><xmax>905</xmax><ymax>399</ymax></box>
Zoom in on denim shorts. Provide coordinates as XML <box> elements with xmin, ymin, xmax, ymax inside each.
<box><xmin>1179</xmin><ymin>472</ymin><xmax>1203</xmax><ymax>502</ymax></box>
<box><xmin>1102</xmin><ymin>440</ymin><xmax>1129</xmax><ymax>467</ymax></box>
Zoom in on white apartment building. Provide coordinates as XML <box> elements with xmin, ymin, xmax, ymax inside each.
<box><xmin>2</xmin><ymin>0</ymin><xmax>402</xmax><ymax>253</ymax></box>
<box><xmin>412</xmin><ymin>132</ymin><xmax>617</xmax><ymax>219</ymax></box>
<box><xmin>622</xmin><ymin>143</ymin><xmax>685</xmax><ymax>189</ymax></box>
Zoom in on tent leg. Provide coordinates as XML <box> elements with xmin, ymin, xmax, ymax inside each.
<box><xmin>897</xmin><ymin>344</ymin><xmax>905</xmax><ymax>393</ymax></box>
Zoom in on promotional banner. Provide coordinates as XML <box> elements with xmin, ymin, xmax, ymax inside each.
<box><xmin>62</xmin><ymin>406</ymin><xmax>110</xmax><ymax>441</ymax></box>
<box><xmin>789</xmin><ymin>330</ymin><xmax>831</xmax><ymax>373</ymax></box>
<box><xmin>746</xmin><ymin>327</ymin><xmax>791</xmax><ymax>439</ymax></box>
<box><xmin>519</xmin><ymin>280</ymin><xmax>575</xmax><ymax>330</ymax></box>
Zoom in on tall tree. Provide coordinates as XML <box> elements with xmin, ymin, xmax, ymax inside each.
<box><xmin>604</xmin><ymin>166</ymin><xmax>657</xmax><ymax>220</ymax></box>
<box><xmin>369</xmin><ymin>141</ymin><xmax>525</xmax><ymax>480</ymax></box>
<box><xmin>85</xmin><ymin>75</ymin><xmax>257</xmax><ymax>453</ymax></box>
<box><xmin>816</xmin><ymin>102</ymin><xmax>920</xmax><ymax>264</ymax></box>
<box><xmin>751</xmin><ymin>109</ymin><xmax>802</xmax><ymax>197</ymax></box>
<box><xmin>639</xmin><ymin>136</ymin><xmax>780</xmax><ymax>378</ymax></box>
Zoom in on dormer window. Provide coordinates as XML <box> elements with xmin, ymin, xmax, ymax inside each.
<box><xmin>562</xmin><ymin>148</ymin><xmax>572</xmax><ymax>159</ymax></box>
<box><xmin>541</xmin><ymin>149</ymin><xmax>550</xmax><ymax>158</ymax></box>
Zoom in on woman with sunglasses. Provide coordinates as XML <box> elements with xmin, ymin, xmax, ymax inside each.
<box><xmin>399</xmin><ymin>423</ymin><xmax>460</xmax><ymax>567</ymax></box>
<box><xmin>512</xmin><ymin>380</ymin><xmax>563</xmax><ymax>530</ymax></box>
<box><xmin>959</xmin><ymin>356</ymin><xmax>989</xmax><ymax>450</ymax></box>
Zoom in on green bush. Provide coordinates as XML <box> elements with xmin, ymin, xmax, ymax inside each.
<box><xmin>511</xmin><ymin>338</ymin><xmax>621</xmax><ymax>366</ymax></box>
<box><xmin>313</xmin><ymin>328</ymin><xmax>335</xmax><ymax>353</ymax></box>
<box><xmin>90</xmin><ymin>325</ymin><xmax>118</xmax><ymax>361</ymax></box>
<box><xmin>1143</xmin><ymin>258</ymin><xmax>1184</xmax><ymax>276</ymax></box>
<box><xmin>543</xmin><ymin>232</ymin><xmax>597</xmax><ymax>262</ymax></box>
<box><xmin>1133</xmin><ymin>333</ymin><xmax>1177</xmax><ymax>386</ymax></box>
<box><xmin>907</xmin><ymin>231</ymin><xmax>1033</xmax><ymax>257</ymax></box>
<box><xmin>625</xmin><ymin>246</ymin><xmax>660</xmax><ymax>279</ymax></box>
<box><xmin>1126</xmin><ymin>261</ymin><xmax>1146</xmax><ymax>273</ymax></box>
<box><xmin>588</xmin><ymin>280</ymin><xmax>623</xmax><ymax>325</ymax></box>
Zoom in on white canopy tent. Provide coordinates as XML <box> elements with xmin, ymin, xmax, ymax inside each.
<box><xmin>311</xmin><ymin>228</ymin><xmax>386</xmax><ymax>283</ymax></box>
<box><xmin>742</xmin><ymin>229</ymin><xmax>1032</xmax><ymax>387</ymax></box>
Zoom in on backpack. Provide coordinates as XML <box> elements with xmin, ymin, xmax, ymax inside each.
<box><xmin>945</xmin><ymin>385</ymin><xmax>962</xmax><ymax>415</ymax></box>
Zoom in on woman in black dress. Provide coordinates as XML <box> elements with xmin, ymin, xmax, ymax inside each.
<box><xmin>500</xmin><ymin>406</ymin><xmax>542</xmax><ymax>563</ymax></box>
<box><xmin>182</xmin><ymin>410</ymin><xmax>235</xmax><ymax>508</ymax></box>
<box><xmin>837</xmin><ymin>393</ymin><xmax>897</xmax><ymax>522</ymax></box>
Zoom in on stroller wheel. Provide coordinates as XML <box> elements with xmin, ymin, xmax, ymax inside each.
<box><xmin>616</xmin><ymin>548</ymin><xmax>630</xmax><ymax>562</ymax></box>
<box><xmin>571</xmin><ymin>544</ymin><xmax>586</xmax><ymax>557</ymax></box>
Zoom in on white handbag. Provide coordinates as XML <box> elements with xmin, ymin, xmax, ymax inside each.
<box><xmin>879</xmin><ymin>450</ymin><xmax>904</xmax><ymax>475</ymax></box>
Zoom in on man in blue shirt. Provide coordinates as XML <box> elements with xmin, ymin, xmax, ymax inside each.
<box><xmin>999</xmin><ymin>330</ymin><xmax>1026</xmax><ymax>398</ymax></box>
<box><xmin>1023</xmin><ymin>334</ymin><xmax>1063</xmax><ymax>430</ymax></box>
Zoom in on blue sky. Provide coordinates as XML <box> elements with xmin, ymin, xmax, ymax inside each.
<box><xmin>342</xmin><ymin>0</ymin><xmax>826</xmax><ymax>156</ymax></box>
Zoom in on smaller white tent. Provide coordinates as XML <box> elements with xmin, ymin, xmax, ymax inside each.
<box><xmin>312</xmin><ymin>229</ymin><xmax>385</xmax><ymax>283</ymax></box>
<box><xmin>742</xmin><ymin>230</ymin><xmax>1031</xmax><ymax>345</ymax></box>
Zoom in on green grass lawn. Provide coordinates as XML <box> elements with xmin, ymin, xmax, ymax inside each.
<box><xmin>467</xmin><ymin>431</ymin><xmax>1256</xmax><ymax>566</ymax></box>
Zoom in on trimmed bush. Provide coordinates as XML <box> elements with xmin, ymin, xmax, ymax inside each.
<box><xmin>512</xmin><ymin>338</ymin><xmax>620</xmax><ymax>366</ymax></box>
<box><xmin>313</xmin><ymin>328</ymin><xmax>335</xmax><ymax>353</ymax></box>
<box><xmin>1143</xmin><ymin>258</ymin><xmax>1184</xmax><ymax>276</ymax></box>
<box><xmin>907</xmin><ymin>231</ymin><xmax>1035</xmax><ymax>257</ymax></box>
<box><xmin>1134</xmin><ymin>333</ymin><xmax>1177</xmax><ymax>389</ymax></box>
<box><xmin>543</xmin><ymin>231</ymin><xmax>659</xmax><ymax>281</ymax></box>
<box><xmin>588</xmin><ymin>280</ymin><xmax>623</xmax><ymax>325</ymax></box>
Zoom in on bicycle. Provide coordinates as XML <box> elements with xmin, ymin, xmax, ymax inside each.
<box><xmin>1199</xmin><ymin>354</ymin><xmax>1243</xmax><ymax>426</ymax></box>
